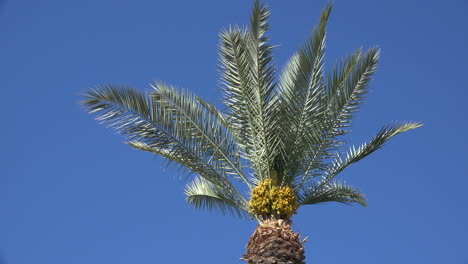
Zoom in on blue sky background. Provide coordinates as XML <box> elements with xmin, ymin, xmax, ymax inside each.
<box><xmin>1</xmin><ymin>0</ymin><xmax>467</xmax><ymax>263</ymax></box>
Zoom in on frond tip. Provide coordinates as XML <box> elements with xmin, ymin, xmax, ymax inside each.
<box><xmin>318</xmin><ymin>121</ymin><xmax>423</xmax><ymax>185</ymax></box>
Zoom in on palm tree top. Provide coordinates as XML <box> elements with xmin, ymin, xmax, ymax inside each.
<box><xmin>81</xmin><ymin>0</ymin><xmax>421</xmax><ymax>222</ymax></box>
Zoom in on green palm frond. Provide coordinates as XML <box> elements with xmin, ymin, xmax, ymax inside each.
<box><xmin>276</xmin><ymin>3</ymin><xmax>332</xmax><ymax>184</ymax></box>
<box><xmin>185</xmin><ymin>177</ymin><xmax>249</xmax><ymax>217</ymax></box>
<box><xmin>249</xmin><ymin>0</ymin><xmax>276</xmax><ymax>105</ymax></box>
<box><xmin>308</xmin><ymin>122</ymin><xmax>422</xmax><ymax>188</ymax></box>
<box><xmin>299</xmin><ymin>181</ymin><xmax>367</xmax><ymax>206</ymax></box>
<box><xmin>81</xmin><ymin>85</ymin><xmax>243</xmax><ymax>188</ymax></box>
<box><xmin>296</xmin><ymin>47</ymin><xmax>381</xmax><ymax>188</ymax></box>
<box><xmin>249</xmin><ymin>0</ymin><xmax>281</xmax><ymax>181</ymax></box>
<box><xmin>326</xmin><ymin>49</ymin><xmax>362</xmax><ymax>111</ymax></box>
<box><xmin>219</xmin><ymin>0</ymin><xmax>278</xmax><ymax>182</ymax></box>
<box><xmin>149</xmin><ymin>82</ymin><xmax>249</xmax><ymax>186</ymax></box>
<box><xmin>326</xmin><ymin>47</ymin><xmax>381</xmax><ymax>129</ymax></box>
<box><xmin>219</xmin><ymin>25</ymin><xmax>255</xmax><ymax>150</ymax></box>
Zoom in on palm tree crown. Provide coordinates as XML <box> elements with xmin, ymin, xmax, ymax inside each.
<box><xmin>82</xmin><ymin>0</ymin><xmax>420</xmax><ymax>222</ymax></box>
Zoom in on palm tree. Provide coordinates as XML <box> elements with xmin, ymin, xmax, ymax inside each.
<box><xmin>81</xmin><ymin>1</ymin><xmax>421</xmax><ymax>263</ymax></box>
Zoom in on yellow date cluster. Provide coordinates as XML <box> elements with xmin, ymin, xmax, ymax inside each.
<box><xmin>249</xmin><ymin>179</ymin><xmax>298</xmax><ymax>219</ymax></box>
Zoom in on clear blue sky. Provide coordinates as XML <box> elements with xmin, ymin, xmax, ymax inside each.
<box><xmin>1</xmin><ymin>0</ymin><xmax>467</xmax><ymax>263</ymax></box>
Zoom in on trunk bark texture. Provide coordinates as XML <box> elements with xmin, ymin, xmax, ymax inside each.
<box><xmin>242</xmin><ymin>219</ymin><xmax>306</xmax><ymax>264</ymax></box>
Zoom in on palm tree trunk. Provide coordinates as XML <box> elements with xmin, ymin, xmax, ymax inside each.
<box><xmin>242</xmin><ymin>219</ymin><xmax>306</xmax><ymax>264</ymax></box>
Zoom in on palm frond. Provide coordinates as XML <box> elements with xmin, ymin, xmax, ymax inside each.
<box><xmin>219</xmin><ymin>25</ymin><xmax>254</xmax><ymax>147</ymax></box>
<box><xmin>326</xmin><ymin>47</ymin><xmax>380</xmax><ymax>129</ymax></box>
<box><xmin>326</xmin><ymin>49</ymin><xmax>362</xmax><ymax>108</ymax></box>
<box><xmin>310</xmin><ymin>122</ymin><xmax>422</xmax><ymax>187</ymax></box>
<box><xmin>149</xmin><ymin>82</ymin><xmax>250</xmax><ymax>187</ymax></box>
<box><xmin>276</xmin><ymin>3</ymin><xmax>332</xmax><ymax>184</ymax></box>
<box><xmin>249</xmin><ymin>0</ymin><xmax>280</xmax><ymax>182</ymax></box>
<box><xmin>250</xmin><ymin>0</ymin><xmax>270</xmax><ymax>46</ymax></box>
<box><xmin>81</xmin><ymin>85</ymin><xmax>240</xmax><ymax>188</ymax></box>
<box><xmin>249</xmin><ymin>0</ymin><xmax>276</xmax><ymax>105</ymax></box>
<box><xmin>296</xmin><ymin>47</ymin><xmax>381</xmax><ymax>187</ymax></box>
<box><xmin>299</xmin><ymin>181</ymin><xmax>367</xmax><ymax>206</ymax></box>
<box><xmin>218</xmin><ymin>1</ymin><xmax>277</xmax><ymax>182</ymax></box>
<box><xmin>185</xmin><ymin>177</ymin><xmax>249</xmax><ymax>217</ymax></box>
